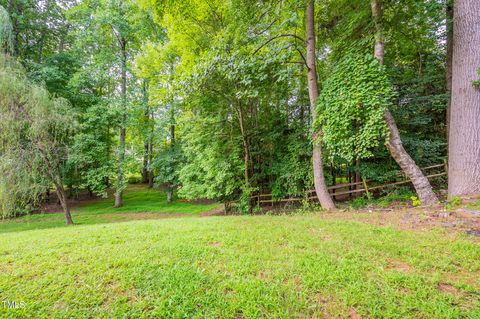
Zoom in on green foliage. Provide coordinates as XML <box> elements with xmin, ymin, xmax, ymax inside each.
<box><xmin>445</xmin><ymin>196</ymin><xmax>462</xmax><ymax>210</ymax></box>
<box><xmin>348</xmin><ymin>188</ymin><xmax>415</xmax><ymax>210</ymax></box>
<box><xmin>0</xmin><ymin>55</ymin><xmax>75</xmax><ymax>217</ymax></box>
<box><xmin>235</xmin><ymin>185</ymin><xmax>259</xmax><ymax>215</ymax></box>
<box><xmin>349</xmin><ymin>196</ymin><xmax>370</xmax><ymax>210</ymax></box>
<box><xmin>127</xmin><ymin>174</ymin><xmax>142</xmax><ymax>184</ymax></box>
<box><xmin>152</xmin><ymin>143</ymin><xmax>184</xmax><ymax>189</ymax></box>
<box><xmin>0</xmin><ymin>4</ymin><xmax>12</xmax><ymax>53</ymax></box>
<box><xmin>178</xmin><ymin>113</ymin><xmax>244</xmax><ymax>202</ymax></box>
<box><xmin>473</xmin><ymin>69</ymin><xmax>480</xmax><ymax>88</ymax></box>
<box><xmin>411</xmin><ymin>196</ymin><xmax>421</xmax><ymax>207</ymax></box>
<box><xmin>270</xmin><ymin>133</ymin><xmax>314</xmax><ymax>199</ymax></box>
<box><xmin>67</xmin><ymin>103</ymin><xmax>118</xmax><ymax>197</ymax></box>
<box><xmin>318</xmin><ymin>53</ymin><xmax>392</xmax><ymax>162</ymax></box>
<box><xmin>0</xmin><ymin>0</ymin><xmax>451</xmax><ymax>212</ymax></box>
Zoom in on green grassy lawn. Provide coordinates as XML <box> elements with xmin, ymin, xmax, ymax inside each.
<box><xmin>74</xmin><ymin>185</ymin><xmax>220</xmax><ymax>215</ymax></box>
<box><xmin>0</xmin><ymin>214</ymin><xmax>479</xmax><ymax>318</ymax></box>
<box><xmin>0</xmin><ymin>186</ymin><xmax>220</xmax><ymax>234</ymax></box>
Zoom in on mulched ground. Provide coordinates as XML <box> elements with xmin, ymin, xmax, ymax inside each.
<box><xmin>321</xmin><ymin>204</ymin><xmax>480</xmax><ymax>238</ymax></box>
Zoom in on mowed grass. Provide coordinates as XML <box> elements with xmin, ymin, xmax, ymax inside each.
<box><xmin>0</xmin><ymin>186</ymin><xmax>220</xmax><ymax>234</ymax></box>
<box><xmin>75</xmin><ymin>185</ymin><xmax>219</xmax><ymax>215</ymax></box>
<box><xmin>0</xmin><ymin>215</ymin><xmax>479</xmax><ymax>318</ymax></box>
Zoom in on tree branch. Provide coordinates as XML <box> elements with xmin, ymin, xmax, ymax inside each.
<box><xmin>252</xmin><ymin>33</ymin><xmax>306</xmax><ymax>56</ymax></box>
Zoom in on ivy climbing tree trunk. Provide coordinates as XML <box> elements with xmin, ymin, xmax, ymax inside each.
<box><xmin>371</xmin><ymin>0</ymin><xmax>439</xmax><ymax>205</ymax></box>
<box><xmin>114</xmin><ymin>37</ymin><xmax>127</xmax><ymax>208</ymax></box>
<box><xmin>306</xmin><ymin>0</ymin><xmax>336</xmax><ymax>211</ymax></box>
<box><xmin>448</xmin><ymin>0</ymin><xmax>480</xmax><ymax>197</ymax></box>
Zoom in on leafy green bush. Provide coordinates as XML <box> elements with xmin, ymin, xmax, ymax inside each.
<box><xmin>348</xmin><ymin>188</ymin><xmax>415</xmax><ymax>210</ymax></box>
<box><xmin>127</xmin><ymin>174</ymin><xmax>142</xmax><ymax>184</ymax></box>
<box><xmin>445</xmin><ymin>196</ymin><xmax>462</xmax><ymax>210</ymax></box>
<box><xmin>349</xmin><ymin>196</ymin><xmax>370</xmax><ymax>210</ymax></box>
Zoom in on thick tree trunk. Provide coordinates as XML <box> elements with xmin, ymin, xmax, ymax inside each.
<box><xmin>306</xmin><ymin>0</ymin><xmax>336</xmax><ymax>211</ymax></box>
<box><xmin>115</xmin><ymin>39</ymin><xmax>127</xmax><ymax>208</ymax></box>
<box><xmin>166</xmin><ymin>189</ymin><xmax>173</xmax><ymax>203</ymax></box>
<box><xmin>446</xmin><ymin>0</ymin><xmax>453</xmax><ymax>143</ymax></box>
<box><xmin>371</xmin><ymin>0</ymin><xmax>439</xmax><ymax>205</ymax></box>
<box><xmin>384</xmin><ymin>112</ymin><xmax>439</xmax><ymax>204</ymax></box>
<box><xmin>56</xmin><ymin>184</ymin><xmax>73</xmax><ymax>225</ymax></box>
<box><xmin>448</xmin><ymin>0</ymin><xmax>480</xmax><ymax>197</ymax></box>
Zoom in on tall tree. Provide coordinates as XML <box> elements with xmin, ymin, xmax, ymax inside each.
<box><xmin>306</xmin><ymin>0</ymin><xmax>336</xmax><ymax>211</ymax></box>
<box><xmin>115</xmin><ymin>27</ymin><xmax>128</xmax><ymax>208</ymax></box>
<box><xmin>446</xmin><ymin>0</ymin><xmax>453</xmax><ymax>143</ymax></box>
<box><xmin>448</xmin><ymin>0</ymin><xmax>480</xmax><ymax>196</ymax></box>
<box><xmin>371</xmin><ymin>0</ymin><xmax>439</xmax><ymax>205</ymax></box>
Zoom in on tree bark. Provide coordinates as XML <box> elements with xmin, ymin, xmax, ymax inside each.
<box><xmin>142</xmin><ymin>81</ymin><xmax>150</xmax><ymax>184</ymax></box>
<box><xmin>55</xmin><ymin>183</ymin><xmax>73</xmax><ymax>225</ymax></box>
<box><xmin>238</xmin><ymin>104</ymin><xmax>250</xmax><ymax>187</ymax></box>
<box><xmin>148</xmin><ymin>140</ymin><xmax>154</xmax><ymax>188</ymax></box>
<box><xmin>168</xmin><ymin>111</ymin><xmax>176</xmax><ymax>200</ymax></box>
<box><xmin>448</xmin><ymin>0</ymin><xmax>480</xmax><ymax>197</ymax></box>
<box><xmin>115</xmin><ymin>38</ymin><xmax>127</xmax><ymax>208</ymax></box>
<box><xmin>148</xmin><ymin>104</ymin><xmax>155</xmax><ymax>188</ymax></box>
<box><xmin>446</xmin><ymin>0</ymin><xmax>453</xmax><ymax>143</ymax></box>
<box><xmin>166</xmin><ymin>189</ymin><xmax>173</xmax><ymax>203</ymax></box>
<box><xmin>371</xmin><ymin>0</ymin><xmax>439</xmax><ymax>205</ymax></box>
<box><xmin>142</xmin><ymin>142</ymin><xmax>149</xmax><ymax>184</ymax></box>
<box><xmin>306</xmin><ymin>0</ymin><xmax>336</xmax><ymax>211</ymax></box>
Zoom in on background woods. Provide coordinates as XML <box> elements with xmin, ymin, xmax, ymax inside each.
<box><xmin>0</xmin><ymin>0</ymin><xmax>478</xmax><ymax>222</ymax></box>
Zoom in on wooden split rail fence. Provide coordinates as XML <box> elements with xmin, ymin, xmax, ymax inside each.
<box><xmin>252</xmin><ymin>163</ymin><xmax>447</xmax><ymax>206</ymax></box>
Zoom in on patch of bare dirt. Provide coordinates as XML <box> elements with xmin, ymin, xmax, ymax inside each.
<box><xmin>178</xmin><ymin>198</ymin><xmax>216</xmax><ymax>205</ymax></box>
<box><xmin>101</xmin><ymin>280</ymin><xmax>138</xmax><ymax>309</ymax></box>
<box><xmin>437</xmin><ymin>283</ymin><xmax>461</xmax><ymax>295</ymax></box>
<box><xmin>257</xmin><ymin>269</ymin><xmax>271</xmax><ymax>281</ymax></box>
<box><xmin>53</xmin><ymin>301</ymin><xmax>67</xmax><ymax>311</ymax></box>
<box><xmin>309</xmin><ymin>293</ymin><xmax>337</xmax><ymax>318</ymax></box>
<box><xmin>443</xmin><ymin>271</ymin><xmax>480</xmax><ymax>289</ymax></box>
<box><xmin>201</xmin><ymin>206</ymin><xmax>230</xmax><ymax>217</ymax></box>
<box><xmin>209</xmin><ymin>241</ymin><xmax>223</xmax><ymax>247</ymax></box>
<box><xmin>40</xmin><ymin>193</ymin><xmax>102</xmax><ymax>213</ymax></box>
<box><xmin>349</xmin><ymin>308</ymin><xmax>363</xmax><ymax>319</ymax></box>
<box><xmin>387</xmin><ymin>260</ymin><xmax>411</xmax><ymax>273</ymax></box>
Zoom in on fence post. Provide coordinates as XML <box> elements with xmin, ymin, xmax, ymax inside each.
<box><xmin>362</xmin><ymin>177</ymin><xmax>370</xmax><ymax>198</ymax></box>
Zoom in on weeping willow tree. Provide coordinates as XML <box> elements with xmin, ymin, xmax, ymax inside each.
<box><xmin>0</xmin><ymin>55</ymin><xmax>77</xmax><ymax>224</ymax></box>
<box><xmin>0</xmin><ymin>5</ymin><xmax>12</xmax><ymax>54</ymax></box>
<box><xmin>0</xmin><ymin>5</ymin><xmax>76</xmax><ymax>224</ymax></box>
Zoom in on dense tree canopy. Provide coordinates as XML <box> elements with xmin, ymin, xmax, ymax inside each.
<box><xmin>0</xmin><ymin>0</ymin><xmax>478</xmax><ymax>223</ymax></box>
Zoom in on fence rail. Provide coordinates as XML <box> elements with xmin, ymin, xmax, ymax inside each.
<box><xmin>252</xmin><ymin>163</ymin><xmax>447</xmax><ymax>206</ymax></box>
